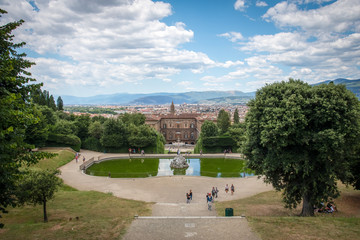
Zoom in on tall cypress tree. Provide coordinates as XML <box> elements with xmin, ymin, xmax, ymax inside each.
<box><xmin>57</xmin><ymin>96</ymin><xmax>64</xmax><ymax>111</ymax></box>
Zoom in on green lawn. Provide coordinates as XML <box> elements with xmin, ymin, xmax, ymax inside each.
<box><xmin>0</xmin><ymin>149</ymin><xmax>152</xmax><ymax>240</ymax></box>
<box><xmin>216</xmin><ymin>184</ymin><xmax>360</xmax><ymax>240</ymax></box>
<box><xmin>30</xmin><ymin>149</ymin><xmax>75</xmax><ymax>171</ymax></box>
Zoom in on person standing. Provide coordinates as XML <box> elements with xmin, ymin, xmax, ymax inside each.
<box><xmin>211</xmin><ymin>187</ymin><xmax>216</xmax><ymax>198</ymax></box>
<box><xmin>186</xmin><ymin>193</ymin><xmax>191</xmax><ymax>204</ymax></box>
<box><xmin>225</xmin><ymin>184</ymin><xmax>229</xmax><ymax>193</ymax></box>
<box><xmin>231</xmin><ymin>184</ymin><xmax>235</xmax><ymax>195</ymax></box>
<box><xmin>215</xmin><ymin>187</ymin><xmax>219</xmax><ymax>198</ymax></box>
<box><xmin>189</xmin><ymin>190</ymin><xmax>193</xmax><ymax>201</ymax></box>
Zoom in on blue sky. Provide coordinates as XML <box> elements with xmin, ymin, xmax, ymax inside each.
<box><xmin>1</xmin><ymin>0</ymin><xmax>359</xmax><ymax>97</ymax></box>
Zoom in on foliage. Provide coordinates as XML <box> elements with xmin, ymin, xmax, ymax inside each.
<box><xmin>200</xmin><ymin>120</ymin><xmax>218</xmax><ymax>138</ymax></box>
<box><xmin>0</xmin><ymin>9</ymin><xmax>55</xmax><ymax>228</ymax></box>
<box><xmin>202</xmin><ymin>135</ymin><xmax>236</xmax><ymax>147</ymax></box>
<box><xmin>233</xmin><ymin>108</ymin><xmax>240</xmax><ymax>124</ymax></box>
<box><xmin>120</xmin><ymin>112</ymin><xmax>146</xmax><ymax>126</ymax></box>
<box><xmin>228</xmin><ymin>123</ymin><xmax>246</xmax><ymax>152</ymax></box>
<box><xmin>31</xmin><ymin>88</ymin><xmax>58</xmax><ymax>111</ymax></box>
<box><xmin>88</xmin><ymin>121</ymin><xmax>103</xmax><ymax>139</ymax></box>
<box><xmin>217</xmin><ymin>109</ymin><xmax>231</xmax><ymax>134</ymax></box>
<box><xmin>16</xmin><ymin>169</ymin><xmax>63</xmax><ymax>222</ymax></box>
<box><xmin>47</xmin><ymin>133</ymin><xmax>81</xmax><ymax>152</ymax></box>
<box><xmin>100</xmin><ymin>118</ymin><xmax>126</xmax><ymax>148</ymax></box>
<box><xmin>56</xmin><ymin>96</ymin><xmax>63</xmax><ymax>111</ymax></box>
<box><xmin>24</xmin><ymin>105</ymin><xmax>49</xmax><ymax>147</ymax></box>
<box><xmin>38</xmin><ymin>105</ymin><xmax>57</xmax><ymax>125</ymax></box>
<box><xmin>74</xmin><ymin>114</ymin><xmax>91</xmax><ymax>143</ymax></box>
<box><xmin>53</xmin><ymin>119</ymin><xmax>78</xmax><ymax>135</ymax></box>
<box><xmin>244</xmin><ymin>79</ymin><xmax>360</xmax><ymax>216</ymax></box>
<box><xmin>128</xmin><ymin>124</ymin><xmax>157</xmax><ymax>148</ymax></box>
<box><xmin>83</xmin><ymin>137</ymin><xmax>103</xmax><ymax>152</ymax></box>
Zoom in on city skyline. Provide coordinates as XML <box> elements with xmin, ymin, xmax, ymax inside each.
<box><xmin>1</xmin><ymin>0</ymin><xmax>359</xmax><ymax>97</ymax></box>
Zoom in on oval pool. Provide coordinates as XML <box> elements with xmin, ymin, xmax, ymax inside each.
<box><xmin>85</xmin><ymin>158</ymin><xmax>254</xmax><ymax>178</ymax></box>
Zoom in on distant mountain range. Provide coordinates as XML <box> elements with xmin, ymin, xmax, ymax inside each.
<box><xmin>62</xmin><ymin>78</ymin><xmax>360</xmax><ymax>105</ymax></box>
<box><xmin>62</xmin><ymin>90</ymin><xmax>255</xmax><ymax>105</ymax></box>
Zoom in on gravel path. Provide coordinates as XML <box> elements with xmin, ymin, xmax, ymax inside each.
<box><xmin>59</xmin><ymin>149</ymin><xmax>271</xmax><ymax>240</ymax></box>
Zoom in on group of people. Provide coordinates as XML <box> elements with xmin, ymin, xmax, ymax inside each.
<box><xmin>225</xmin><ymin>184</ymin><xmax>235</xmax><ymax>195</ymax></box>
<box><xmin>75</xmin><ymin>152</ymin><xmax>85</xmax><ymax>163</ymax></box>
<box><xmin>128</xmin><ymin>148</ymin><xmax>145</xmax><ymax>155</ymax></box>
<box><xmin>315</xmin><ymin>202</ymin><xmax>337</xmax><ymax>213</ymax></box>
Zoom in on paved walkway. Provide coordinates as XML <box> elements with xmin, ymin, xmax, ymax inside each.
<box><xmin>59</xmin><ymin>150</ymin><xmax>272</xmax><ymax>239</ymax></box>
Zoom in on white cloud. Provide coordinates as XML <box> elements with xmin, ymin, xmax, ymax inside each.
<box><xmin>256</xmin><ymin>1</ymin><xmax>268</xmax><ymax>7</ymax></box>
<box><xmin>241</xmin><ymin>32</ymin><xmax>307</xmax><ymax>52</ymax></box>
<box><xmin>0</xmin><ymin>0</ymin><xmax>219</xmax><ymax>95</ymax></box>
<box><xmin>263</xmin><ymin>0</ymin><xmax>360</xmax><ymax>33</ymax></box>
<box><xmin>218</xmin><ymin>32</ymin><xmax>244</xmax><ymax>42</ymax></box>
<box><xmin>234</xmin><ymin>0</ymin><xmax>246</xmax><ymax>11</ymax></box>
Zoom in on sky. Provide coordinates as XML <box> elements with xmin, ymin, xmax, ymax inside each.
<box><xmin>0</xmin><ymin>0</ymin><xmax>359</xmax><ymax>97</ymax></box>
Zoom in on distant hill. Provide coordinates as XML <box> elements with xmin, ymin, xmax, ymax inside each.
<box><xmin>62</xmin><ymin>90</ymin><xmax>255</xmax><ymax>105</ymax></box>
<box><xmin>61</xmin><ymin>78</ymin><xmax>359</xmax><ymax>105</ymax></box>
<box><xmin>313</xmin><ymin>78</ymin><xmax>360</xmax><ymax>98</ymax></box>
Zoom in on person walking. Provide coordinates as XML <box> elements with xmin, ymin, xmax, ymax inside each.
<box><xmin>215</xmin><ymin>187</ymin><xmax>219</xmax><ymax>198</ymax></box>
<box><xmin>189</xmin><ymin>190</ymin><xmax>193</xmax><ymax>201</ymax></box>
<box><xmin>206</xmin><ymin>193</ymin><xmax>213</xmax><ymax>211</ymax></box>
<box><xmin>231</xmin><ymin>184</ymin><xmax>235</xmax><ymax>195</ymax></box>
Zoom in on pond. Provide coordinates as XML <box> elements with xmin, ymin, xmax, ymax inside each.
<box><xmin>85</xmin><ymin>158</ymin><xmax>254</xmax><ymax>178</ymax></box>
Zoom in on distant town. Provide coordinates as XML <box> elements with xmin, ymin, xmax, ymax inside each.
<box><xmin>64</xmin><ymin>103</ymin><xmax>249</xmax><ymax>122</ymax></box>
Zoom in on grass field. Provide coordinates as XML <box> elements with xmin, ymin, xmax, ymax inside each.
<box><xmin>216</xmin><ymin>184</ymin><xmax>360</xmax><ymax>240</ymax></box>
<box><xmin>0</xmin><ymin>149</ymin><xmax>152</xmax><ymax>240</ymax></box>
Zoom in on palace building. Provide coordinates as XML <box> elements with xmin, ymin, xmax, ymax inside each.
<box><xmin>145</xmin><ymin>101</ymin><xmax>205</xmax><ymax>144</ymax></box>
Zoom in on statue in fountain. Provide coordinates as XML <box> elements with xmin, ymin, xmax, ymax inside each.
<box><xmin>170</xmin><ymin>154</ymin><xmax>189</xmax><ymax>169</ymax></box>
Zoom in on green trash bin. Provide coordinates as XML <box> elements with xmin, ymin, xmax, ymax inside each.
<box><xmin>225</xmin><ymin>208</ymin><xmax>233</xmax><ymax>216</ymax></box>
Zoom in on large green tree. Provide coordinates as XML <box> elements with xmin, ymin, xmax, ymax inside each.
<box><xmin>128</xmin><ymin>124</ymin><xmax>157</xmax><ymax>148</ymax></box>
<box><xmin>217</xmin><ymin>109</ymin><xmax>231</xmax><ymax>134</ymax></box>
<box><xmin>0</xmin><ymin>9</ymin><xmax>54</xmax><ymax>227</ymax></box>
<box><xmin>244</xmin><ymin>79</ymin><xmax>360</xmax><ymax>216</ymax></box>
<box><xmin>233</xmin><ymin>108</ymin><xmax>240</xmax><ymax>124</ymax></box>
<box><xmin>100</xmin><ymin>118</ymin><xmax>126</xmax><ymax>149</ymax></box>
<box><xmin>16</xmin><ymin>170</ymin><xmax>62</xmax><ymax>222</ymax></box>
<box><xmin>200</xmin><ymin>120</ymin><xmax>218</xmax><ymax>138</ymax></box>
<box><xmin>56</xmin><ymin>96</ymin><xmax>63</xmax><ymax>111</ymax></box>
<box><xmin>120</xmin><ymin>113</ymin><xmax>146</xmax><ymax>126</ymax></box>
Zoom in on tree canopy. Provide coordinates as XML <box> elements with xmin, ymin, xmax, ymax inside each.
<box><xmin>217</xmin><ymin>109</ymin><xmax>231</xmax><ymax>134</ymax></box>
<box><xmin>200</xmin><ymin>120</ymin><xmax>218</xmax><ymax>138</ymax></box>
<box><xmin>0</xmin><ymin>9</ymin><xmax>54</xmax><ymax>227</ymax></box>
<box><xmin>16</xmin><ymin>170</ymin><xmax>62</xmax><ymax>222</ymax></box>
<box><xmin>233</xmin><ymin>108</ymin><xmax>240</xmax><ymax>124</ymax></box>
<box><xmin>244</xmin><ymin>79</ymin><xmax>360</xmax><ymax>216</ymax></box>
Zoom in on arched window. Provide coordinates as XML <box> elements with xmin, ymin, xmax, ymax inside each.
<box><xmin>190</xmin><ymin>132</ymin><xmax>194</xmax><ymax>139</ymax></box>
<box><xmin>163</xmin><ymin>124</ymin><xmax>166</xmax><ymax>128</ymax></box>
<box><xmin>190</xmin><ymin>123</ymin><xmax>194</xmax><ymax>128</ymax></box>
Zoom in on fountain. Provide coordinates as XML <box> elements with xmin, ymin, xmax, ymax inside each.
<box><xmin>170</xmin><ymin>155</ymin><xmax>189</xmax><ymax>169</ymax></box>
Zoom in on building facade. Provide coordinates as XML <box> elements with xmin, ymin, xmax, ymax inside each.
<box><xmin>145</xmin><ymin>102</ymin><xmax>203</xmax><ymax>144</ymax></box>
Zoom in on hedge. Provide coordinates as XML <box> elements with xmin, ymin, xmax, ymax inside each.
<box><xmin>46</xmin><ymin>133</ymin><xmax>81</xmax><ymax>152</ymax></box>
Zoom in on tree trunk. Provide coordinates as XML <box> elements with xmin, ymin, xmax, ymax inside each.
<box><xmin>43</xmin><ymin>199</ymin><xmax>48</xmax><ymax>222</ymax></box>
<box><xmin>300</xmin><ymin>193</ymin><xmax>314</xmax><ymax>216</ymax></box>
